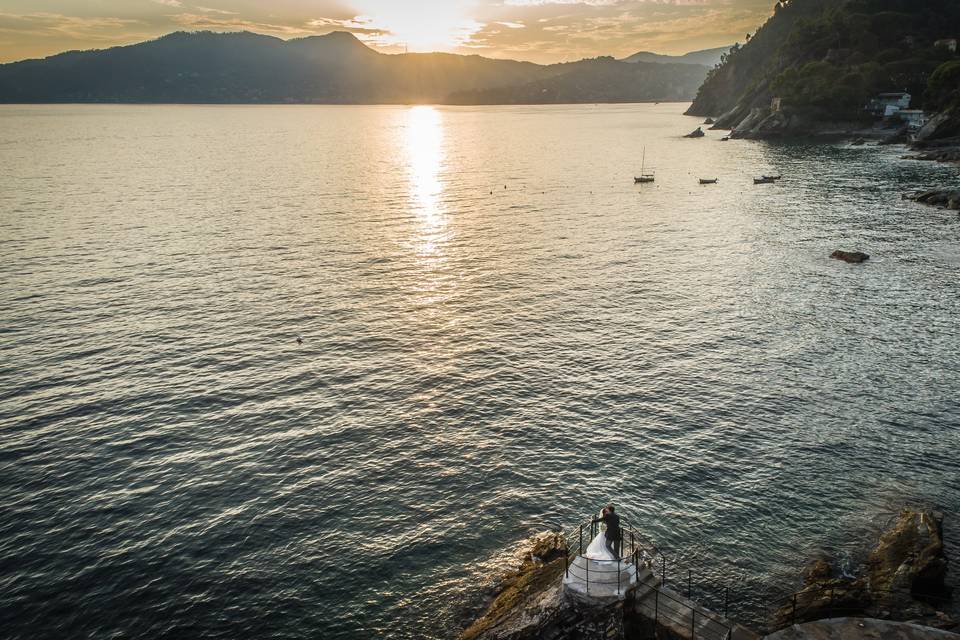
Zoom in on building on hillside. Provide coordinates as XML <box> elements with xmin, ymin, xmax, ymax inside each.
<box><xmin>770</xmin><ymin>96</ymin><xmax>782</xmax><ymax>112</ymax></box>
<box><xmin>867</xmin><ymin>92</ymin><xmax>911</xmax><ymax>117</ymax></box>
<box><xmin>934</xmin><ymin>38</ymin><xmax>957</xmax><ymax>52</ymax></box>
<box><xmin>897</xmin><ymin>109</ymin><xmax>928</xmax><ymax>131</ymax></box>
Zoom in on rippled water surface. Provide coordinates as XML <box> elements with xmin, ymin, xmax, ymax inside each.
<box><xmin>1</xmin><ymin>104</ymin><xmax>959</xmax><ymax>639</ymax></box>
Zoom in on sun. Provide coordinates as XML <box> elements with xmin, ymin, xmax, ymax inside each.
<box><xmin>355</xmin><ymin>0</ymin><xmax>480</xmax><ymax>51</ymax></box>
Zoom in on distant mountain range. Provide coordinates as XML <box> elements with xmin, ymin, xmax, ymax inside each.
<box><xmin>621</xmin><ymin>46</ymin><xmax>730</xmax><ymax>68</ymax></box>
<box><xmin>0</xmin><ymin>31</ymin><xmax>714</xmax><ymax>105</ymax></box>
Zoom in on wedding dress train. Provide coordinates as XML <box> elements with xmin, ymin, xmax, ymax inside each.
<box><xmin>562</xmin><ymin>515</ymin><xmax>636</xmax><ymax>599</ymax></box>
<box><xmin>584</xmin><ymin>528</ymin><xmax>617</xmax><ymax>561</ymax></box>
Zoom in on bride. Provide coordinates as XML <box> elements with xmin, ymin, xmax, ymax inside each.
<box><xmin>583</xmin><ymin>506</ymin><xmax>620</xmax><ymax>561</ymax></box>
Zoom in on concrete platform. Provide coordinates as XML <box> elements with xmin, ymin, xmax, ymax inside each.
<box><xmin>765</xmin><ymin>618</ymin><xmax>960</xmax><ymax>640</ymax></box>
<box><xmin>562</xmin><ymin>554</ymin><xmax>639</xmax><ymax>601</ymax></box>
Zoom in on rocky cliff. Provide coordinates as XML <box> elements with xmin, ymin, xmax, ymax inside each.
<box><xmin>687</xmin><ymin>0</ymin><xmax>960</xmax><ymax>140</ymax></box>
<box><xmin>773</xmin><ymin>509</ymin><xmax>956</xmax><ymax>632</ymax></box>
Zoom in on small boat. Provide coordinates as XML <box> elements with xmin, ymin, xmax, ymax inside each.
<box><xmin>634</xmin><ymin>146</ymin><xmax>655</xmax><ymax>184</ymax></box>
<box><xmin>699</xmin><ymin>178</ymin><xmax>718</xmax><ymax>184</ymax></box>
<box><xmin>720</xmin><ymin>136</ymin><xmax>730</xmax><ymax>142</ymax></box>
<box><xmin>754</xmin><ymin>176</ymin><xmax>776</xmax><ymax>184</ymax></box>
<box><xmin>685</xmin><ymin>127</ymin><xmax>705</xmax><ymax>138</ymax></box>
<box><xmin>762</xmin><ymin>174</ymin><xmax>783</xmax><ymax>180</ymax></box>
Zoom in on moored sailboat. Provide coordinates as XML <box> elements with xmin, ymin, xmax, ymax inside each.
<box><xmin>634</xmin><ymin>147</ymin><xmax>655</xmax><ymax>184</ymax></box>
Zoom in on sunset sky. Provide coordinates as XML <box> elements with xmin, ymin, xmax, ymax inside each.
<box><xmin>0</xmin><ymin>0</ymin><xmax>776</xmax><ymax>64</ymax></box>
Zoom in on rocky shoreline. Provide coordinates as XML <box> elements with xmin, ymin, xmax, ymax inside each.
<box><xmin>905</xmin><ymin>190</ymin><xmax>960</xmax><ymax>211</ymax></box>
<box><xmin>773</xmin><ymin>510</ymin><xmax>956</xmax><ymax>632</ymax></box>
<box><xmin>461</xmin><ymin>509</ymin><xmax>957</xmax><ymax>639</ymax></box>
<box><xmin>709</xmin><ymin>105</ymin><xmax>960</xmax><ymax>167</ymax></box>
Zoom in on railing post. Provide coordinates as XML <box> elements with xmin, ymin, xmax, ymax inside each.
<box><xmin>791</xmin><ymin>593</ymin><xmax>797</xmax><ymax>625</ymax></box>
<box><xmin>687</xmin><ymin>569</ymin><xmax>692</xmax><ymax>598</ymax></box>
<box><xmin>654</xmin><ymin>588</ymin><xmax>659</xmax><ymax>624</ymax></box>
<box><xmin>631</xmin><ymin>530</ymin><xmax>635</xmax><ymax>556</ymax></box>
<box><xmin>579</xmin><ymin>524</ymin><xmax>583</xmax><ymax>557</ymax></box>
<box><xmin>586</xmin><ymin>554</ymin><xmax>590</xmax><ymax>596</ymax></box>
<box><xmin>618</xmin><ymin>557</ymin><xmax>621</xmax><ymax>595</ymax></box>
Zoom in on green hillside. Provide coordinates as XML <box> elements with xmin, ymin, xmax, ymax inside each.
<box><xmin>687</xmin><ymin>0</ymin><xmax>960</xmax><ymax>125</ymax></box>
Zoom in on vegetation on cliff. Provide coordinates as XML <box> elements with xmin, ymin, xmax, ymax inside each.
<box><xmin>687</xmin><ymin>0</ymin><xmax>960</xmax><ymax>123</ymax></box>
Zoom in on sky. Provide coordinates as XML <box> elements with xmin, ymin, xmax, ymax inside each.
<box><xmin>0</xmin><ymin>0</ymin><xmax>777</xmax><ymax>65</ymax></box>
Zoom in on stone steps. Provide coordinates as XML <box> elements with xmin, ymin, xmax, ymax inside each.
<box><xmin>630</xmin><ymin>579</ymin><xmax>759</xmax><ymax>640</ymax></box>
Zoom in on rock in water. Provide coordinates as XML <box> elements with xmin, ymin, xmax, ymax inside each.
<box><xmin>773</xmin><ymin>509</ymin><xmax>954</xmax><ymax>631</ymax></box>
<box><xmin>460</xmin><ymin>532</ymin><xmax>567</xmax><ymax>639</ymax></box>
<box><xmin>460</xmin><ymin>532</ymin><xmax>630</xmax><ymax>640</ymax></box>
<box><xmin>869</xmin><ymin>510</ymin><xmax>950</xmax><ymax>606</ymax></box>
<box><xmin>831</xmin><ymin>250</ymin><xmax>870</xmax><ymax>264</ymax></box>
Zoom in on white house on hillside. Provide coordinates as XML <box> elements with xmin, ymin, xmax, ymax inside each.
<box><xmin>867</xmin><ymin>92</ymin><xmax>911</xmax><ymax>117</ymax></box>
<box><xmin>934</xmin><ymin>38</ymin><xmax>957</xmax><ymax>52</ymax></box>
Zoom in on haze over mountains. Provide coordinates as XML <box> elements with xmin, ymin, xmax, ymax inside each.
<box><xmin>621</xmin><ymin>47</ymin><xmax>730</xmax><ymax>68</ymax></box>
<box><xmin>0</xmin><ymin>31</ymin><xmax>718</xmax><ymax>105</ymax></box>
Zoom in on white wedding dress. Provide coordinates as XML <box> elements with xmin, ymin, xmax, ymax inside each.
<box><xmin>562</xmin><ymin>512</ymin><xmax>636</xmax><ymax>599</ymax></box>
<box><xmin>584</xmin><ymin>526</ymin><xmax>617</xmax><ymax>561</ymax></box>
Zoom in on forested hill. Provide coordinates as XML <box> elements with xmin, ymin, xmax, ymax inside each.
<box><xmin>0</xmin><ymin>31</ymin><xmax>708</xmax><ymax>105</ymax></box>
<box><xmin>687</xmin><ymin>0</ymin><xmax>960</xmax><ymax>122</ymax></box>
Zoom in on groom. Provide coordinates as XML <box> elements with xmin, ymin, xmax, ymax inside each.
<box><xmin>592</xmin><ymin>505</ymin><xmax>621</xmax><ymax>558</ymax></box>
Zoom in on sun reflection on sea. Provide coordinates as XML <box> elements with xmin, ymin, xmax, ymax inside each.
<box><xmin>404</xmin><ymin>106</ymin><xmax>448</xmax><ymax>260</ymax></box>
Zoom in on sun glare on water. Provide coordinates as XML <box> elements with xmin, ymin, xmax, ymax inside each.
<box><xmin>404</xmin><ymin>106</ymin><xmax>447</xmax><ymax>254</ymax></box>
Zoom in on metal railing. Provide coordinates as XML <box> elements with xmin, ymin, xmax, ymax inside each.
<box><xmin>562</xmin><ymin>517</ymin><xmax>657</xmax><ymax>597</ymax></box>
<box><xmin>562</xmin><ymin>516</ymin><xmax>738</xmax><ymax>640</ymax></box>
<box><xmin>564</xmin><ymin>517</ymin><xmax>739</xmax><ymax>617</ymax></box>
<box><xmin>774</xmin><ymin>581</ymin><xmax>955</xmax><ymax>627</ymax></box>
<box><xmin>634</xmin><ymin>573</ymin><xmax>736</xmax><ymax>640</ymax></box>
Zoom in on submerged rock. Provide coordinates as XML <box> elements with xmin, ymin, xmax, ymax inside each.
<box><xmin>831</xmin><ymin>250</ymin><xmax>870</xmax><ymax>264</ymax></box>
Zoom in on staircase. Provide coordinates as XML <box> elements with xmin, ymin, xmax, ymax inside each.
<box><xmin>629</xmin><ymin>575</ymin><xmax>760</xmax><ymax>640</ymax></box>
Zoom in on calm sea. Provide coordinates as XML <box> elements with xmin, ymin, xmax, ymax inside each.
<box><xmin>1</xmin><ymin>104</ymin><xmax>959</xmax><ymax>639</ymax></box>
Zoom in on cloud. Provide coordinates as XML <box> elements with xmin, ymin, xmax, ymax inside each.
<box><xmin>0</xmin><ymin>12</ymin><xmax>146</xmax><ymax>43</ymax></box>
<box><xmin>458</xmin><ymin>0</ymin><xmax>769</xmax><ymax>61</ymax></box>
<box><xmin>0</xmin><ymin>0</ymin><xmax>775</xmax><ymax>64</ymax></box>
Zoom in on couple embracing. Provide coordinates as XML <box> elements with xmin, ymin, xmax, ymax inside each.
<box><xmin>585</xmin><ymin>504</ymin><xmax>621</xmax><ymax>560</ymax></box>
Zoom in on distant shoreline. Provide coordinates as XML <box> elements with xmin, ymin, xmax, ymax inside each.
<box><xmin>0</xmin><ymin>101</ymin><xmax>695</xmax><ymax>107</ymax></box>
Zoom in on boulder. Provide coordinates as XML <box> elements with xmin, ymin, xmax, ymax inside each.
<box><xmin>878</xmin><ymin>126</ymin><xmax>909</xmax><ymax>146</ymax></box>
<box><xmin>773</xmin><ymin>509</ymin><xmax>954</xmax><ymax>632</ymax></box>
<box><xmin>868</xmin><ymin>510</ymin><xmax>950</xmax><ymax>606</ymax></box>
<box><xmin>907</xmin><ymin>189</ymin><xmax>960</xmax><ymax>208</ymax></box>
<box><xmin>774</xmin><ymin>557</ymin><xmax>869</xmax><ymax>628</ymax></box>
<box><xmin>460</xmin><ymin>532</ymin><xmax>569</xmax><ymax>640</ymax></box>
<box><xmin>831</xmin><ymin>250</ymin><xmax>870</xmax><ymax>264</ymax></box>
<box><xmin>915</xmin><ymin>111</ymin><xmax>960</xmax><ymax>143</ymax></box>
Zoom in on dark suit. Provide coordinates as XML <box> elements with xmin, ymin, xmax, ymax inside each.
<box><xmin>592</xmin><ymin>511</ymin><xmax>621</xmax><ymax>558</ymax></box>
